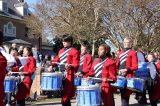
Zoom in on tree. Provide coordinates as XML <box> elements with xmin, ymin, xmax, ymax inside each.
<box><xmin>103</xmin><ymin>0</ymin><xmax>160</xmax><ymax>53</ymax></box>
<box><xmin>24</xmin><ymin>15</ymin><xmax>42</xmax><ymax>38</ymax></box>
<box><xmin>26</xmin><ymin>0</ymin><xmax>160</xmax><ymax>55</ymax></box>
<box><xmin>28</xmin><ymin>0</ymin><xmax>109</xmax><ymax>57</ymax></box>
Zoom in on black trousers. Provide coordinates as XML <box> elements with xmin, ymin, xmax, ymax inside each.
<box><xmin>135</xmin><ymin>90</ymin><xmax>147</xmax><ymax>104</ymax></box>
<box><xmin>17</xmin><ymin>99</ymin><xmax>25</xmax><ymax>106</ymax></box>
<box><xmin>147</xmin><ymin>86</ymin><xmax>157</xmax><ymax>106</ymax></box>
<box><xmin>135</xmin><ymin>85</ymin><xmax>157</xmax><ymax>106</ymax></box>
<box><xmin>62</xmin><ymin>99</ymin><xmax>71</xmax><ymax>106</ymax></box>
<box><xmin>120</xmin><ymin>89</ymin><xmax>130</xmax><ymax>106</ymax></box>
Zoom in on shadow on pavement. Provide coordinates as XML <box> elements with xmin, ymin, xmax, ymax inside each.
<box><xmin>27</xmin><ymin>101</ymin><xmax>76</xmax><ymax>106</ymax></box>
<box><xmin>130</xmin><ymin>104</ymin><xmax>149</xmax><ymax>106</ymax></box>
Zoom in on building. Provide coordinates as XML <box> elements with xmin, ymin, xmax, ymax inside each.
<box><xmin>0</xmin><ymin>0</ymin><xmax>39</xmax><ymax>48</ymax></box>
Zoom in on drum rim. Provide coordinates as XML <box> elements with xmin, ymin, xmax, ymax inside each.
<box><xmin>117</xmin><ymin>76</ymin><xmax>126</xmax><ymax>79</ymax></box>
<box><xmin>127</xmin><ymin>78</ymin><xmax>145</xmax><ymax>81</ymax></box>
<box><xmin>76</xmin><ymin>85</ymin><xmax>100</xmax><ymax>90</ymax></box>
<box><xmin>42</xmin><ymin>72</ymin><xmax>63</xmax><ymax>76</ymax></box>
<box><xmin>40</xmin><ymin>88</ymin><xmax>61</xmax><ymax>91</ymax></box>
<box><xmin>127</xmin><ymin>87</ymin><xmax>144</xmax><ymax>92</ymax></box>
<box><xmin>5</xmin><ymin>76</ymin><xmax>16</xmax><ymax>80</ymax></box>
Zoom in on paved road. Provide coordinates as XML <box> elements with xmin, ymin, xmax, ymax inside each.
<box><xmin>26</xmin><ymin>94</ymin><xmax>160</xmax><ymax>106</ymax></box>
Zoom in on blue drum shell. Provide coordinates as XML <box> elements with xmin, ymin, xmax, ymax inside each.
<box><xmin>135</xmin><ymin>62</ymin><xmax>149</xmax><ymax>79</ymax></box>
<box><xmin>4</xmin><ymin>79</ymin><xmax>16</xmax><ymax>93</ymax></box>
<box><xmin>52</xmin><ymin>76</ymin><xmax>62</xmax><ymax>90</ymax></box>
<box><xmin>81</xmin><ymin>78</ymin><xmax>94</xmax><ymax>86</ymax></box>
<box><xmin>138</xmin><ymin>62</ymin><xmax>148</xmax><ymax>68</ymax></box>
<box><xmin>74</xmin><ymin>77</ymin><xmax>81</xmax><ymax>86</ymax></box>
<box><xmin>111</xmin><ymin>77</ymin><xmax>127</xmax><ymax>89</ymax></box>
<box><xmin>41</xmin><ymin>73</ymin><xmax>62</xmax><ymax>91</ymax></box>
<box><xmin>127</xmin><ymin>78</ymin><xmax>144</xmax><ymax>92</ymax></box>
<box><xmin>77</xmin><ymin>85</ymin><xmax>101</xmax><ymax>106</ymax></box>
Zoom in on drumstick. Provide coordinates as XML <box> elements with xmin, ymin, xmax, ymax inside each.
<box><xmin>89</xmin><ymin>77</ymin><xmax>114</xmax><ymax>82</ymax></box>
<box><xmin>52</xmin><ymin>62</ymin><xmax>72</xmax><ymax>66</ymax></box>
<box><xmin>88</xmin><ymin>77</ymin><xmax>102</xmax><ymax>80</ymax></box>
<box><xmin>11</xmin><ymin>72</ymin><xmax>28</xmax><ymax>75</ymax></box>
<box><xmin>19</xmin><ymin>66</ymin><xmax>24</xmax><ymax>71</ymax></box>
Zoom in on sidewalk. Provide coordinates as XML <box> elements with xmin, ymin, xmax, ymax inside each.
<box><xmin>26</xmin><ymin>94</ymin><xmax>157</xmax><ymax>106</ymax></box>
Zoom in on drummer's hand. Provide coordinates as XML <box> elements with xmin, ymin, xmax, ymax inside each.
<box><xmin>119</xmin><ymin>69</ymin><xmax>127</xmax><ymax>74</ymax></box>
<box><xmin>48</xmin><ymin>66</ymin><xmax>53</xmax><ymax>72</ymax></box>
<box><xmin>86</xmin><ymin>77</ymin><xmax>90</xmax><ymax>82</ymax></box>
<box><xmin>19</xmin><ymin>72</ymin><xmax>23</xmax><ymax>76</ymax></box>
<box><xmin>102</xmin><ymin>78</ymin><xmax>107</xmax><ymax>82</ymax></box>
<box><xmin>75</xmin><ymin>72</ymin><xmax>81</xmax><ymax>77</ymax></box>
<box><xmin>7</xmin><ymin>71</ymin><xmax>12</xmax><ymax>75</ymax></box>
<box><xmin>65</xmin><ymin>63</ymin><xmax>72</xmax><ymax>69</ymax></box>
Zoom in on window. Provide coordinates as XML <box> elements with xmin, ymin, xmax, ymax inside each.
<box><xmin>3</xmin><ymin>22</ymin><xmax>16</xmax><ymax>37</ymax></box>
<box><xmin>24</xmin><ymin>8</ymin><xmax>28</xmax><ymax>16</ymax></box>
<box><xmin>8</xmin><ymin>23</ymin><xmax>13</xmax><ymax>34</ymax></box>
<box><xmin>3</xmin><ymin>2</ymin><xmax>8</xmax><ymax>12</ymax></box>
<box><xmin>13</xmin><ymin>27</ymin><xmax>16</xmax><ymax>35</ymax></box>
<box><xmin>4</xmin><ymin>25</ymin><xmax>7</xmax><ymax>34</ymax></box>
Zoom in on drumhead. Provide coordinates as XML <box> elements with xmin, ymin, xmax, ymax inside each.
<box><xmin>77</xmin><ymin>85</ymin><xmax>100</xmax><ymax>90</ymax></box>
<box><xmin>137</xmin><ymin>52</ymin><xmax>145</xmax><ymax>63</ymax></box>
<box><xmin>5</xmin><ymin>76</ymin><xmax>16</xmax><ymax>80</ymax></box>
<box><xmin>42</xmin><ymin>72</ymin><xmax>63</xmax><ymax>77</ymax></box>
<box><xmin>148</xmin><ymin>62</ymin><xmax>157</xmax><ymax>79</ymax></box>
<box><xmin>117</xmin><ymin>76</ymin><xmax>126</xmax><ymax>79</ymax></box>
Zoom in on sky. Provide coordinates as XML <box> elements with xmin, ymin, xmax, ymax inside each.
<box><xmin>25</xmin><ymin>0</ymin><xmax>38</xmax><ymax>11</ymax></box>
<box><xmin>25</xmin><ymin>0</ymin><xmax>38</xmax><ymax>5</ymax></box>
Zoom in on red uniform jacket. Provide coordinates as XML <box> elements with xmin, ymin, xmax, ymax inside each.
<box><xmin>116</xmin><ymin>49</ymin><xmax>138</xmax><ymax>96</ymax></box>
<box><xmin>52</xmin><ymin>47</ymin><xmax>80</xmax><ymax>103</ymax></box>
<box><xmin>81</xmin><ymin>53</ymin><xmax>92</xmax><ymax>78</ymax></box>
<box><xmin>87</xmin><ymin>58</ymin><xmax>117</xmax><ymax>106</ymax></box>
<box><xmin>12</xmin><ymin>56</ymin><xmax>21</xmax><ymax>72</ymax></box>
<box><xmin>0</xmin><ymin>52</ymin><xmax>7</xmax><ymax>106</ymax></box>
<box><xmin>15</xmin><ymin>56</ymin><xmax>36</xmax><ymax>100</ymax></box>
<box><xmin>116</xmin><ymin>49</ymin><xmax>138</xmax><ymax>78</ymax></box>
<box><xmin>151</xmin><ymin>62</ymin><xmax>160</xmax><ymax>101</ymax></box>
<box><xmin>87</xmin><ymin>58</ymin><xmax>117</xmax><ymax>86</ymax></box>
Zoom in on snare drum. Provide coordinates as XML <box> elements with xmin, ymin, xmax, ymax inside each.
<box><xmin>127</xmin><ymin>78</ymin><xmax>145</xmax><ymax>92</ymax></box>
<box><xmin>4</xmin><ymin>76</ymin><xmax>17</xmax><ymax>93</ymax></box>
<box><xmin>111</xmin><ymin>76</ymin><xmax>127</xmax><ymax>89</ymax></box>
<box><xmin>76</xmin><ymin>85</ymin><xmax>101</xmax><ymax>106</ymax></box>
<box><xmin>81</xmin><ymin>78</ymin><xmax>94</xmax><ymax>86</ymax></box>
<box><xmin>74</xmin><ymin>77</ymin><xmax>81</xmax><ymax>86</ymax></box>
<box><xmin>135</xmin><ymin>62</ymin><xmax>149</xmax><ymax>79</ymax></box>
<box><xmin>41</xmin><ymin>72</ymin><xmax>63</xmax><ymax>91</ymax></box>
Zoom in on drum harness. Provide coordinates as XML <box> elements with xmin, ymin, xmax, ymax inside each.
<box><xmin>118</xmin><ymin>49</ymin><xmax>130</xmax><ymax>77</ymax></box>
<box><xmin>57</xmin><ymin>48</ymin><xmax>71</xmax><ymax>81</ymax></box>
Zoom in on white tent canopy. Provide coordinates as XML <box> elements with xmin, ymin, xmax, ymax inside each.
<box><xmin>6</xmin><ymin>39</ymin><xmax>31</xmax><ymax>45</ymax></box>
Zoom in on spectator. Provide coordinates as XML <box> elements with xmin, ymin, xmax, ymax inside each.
<box><xmin>18</xmin><ymin>46</ymin><xmax>24</xmax><ymax>57</ymax></box>
<box><xmin>154</xmin><ymin>52</ymin><xmax>159</xmax><ymax>63</ymax></box>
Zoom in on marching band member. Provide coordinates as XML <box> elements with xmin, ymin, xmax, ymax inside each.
<box><xmin>14</xmin><ymin>47</ymin><xmax>36</xmax><ymax>106</ymax></box>
<box><xmin>86</xmin><ymin>44</ymin><xmax>117</xmax><ymax>106</ymax></box>
<box><xmin>5</xmin><ymin>47</ymin><xmax>22</xmax><ymax>106</ymax></box>
<box><xmin>51</xmin><ymin>34</ymin><xmax>80</xmax><ymax>106</ymax></box>
<box><xmin>154</xmin><ymin>52</ymin><xmax>160</xmax><ymax>63</ymax></box>
<box><xmin>9</xmin><ymin>47</ymin><xmax>22</xmax><ymax>72</ymax></box>
<box><xmin>147</xmin><ymin>54</ymin><xmax>159</xmax><ymax>106</ymax></box>
<box><xmin>75</xmin><ymin>40</ymin><xmax>92</xmax><ymax>78</ymax></box>
<box><xmin>116</xmin><ymin>37</ymin><xmax>138</xmax><ymax>106</ymax></box>
<box><xmin>135</xmin><ymin>48</ymin><xmax>147</xmax><ymax>104</ymax></box>
<box><xmin>0</xmin><ymin>31</ymin><xmax>7</xmax><ymax>106</ymax></box>
<box><xmin>152</xmin><ymin>58</ymin><xmax>160</xmax><ymax>106</ymax></box>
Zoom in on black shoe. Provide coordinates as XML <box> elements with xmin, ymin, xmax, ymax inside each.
<box><xmin>138</xmin><ymin>100</ymin><xmax>147</xmax><ymax>104</ymax></box>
